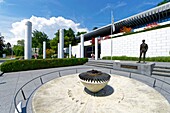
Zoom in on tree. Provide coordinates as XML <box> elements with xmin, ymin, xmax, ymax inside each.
<box><xmin>157</xmin><ymin>0</ymin><xmax>170</xmax><ymax>6</ymax></box>
<box><xmin>0</xmin><ymin>35</ymin><xmax>5</xmax><ymax>57</ymax></box>
<box><xmin>6</xmin><ymin>42</ymin><xmax>11</xmax><ymax>49</ymax></box>
<box><xmin>50</xmin><ymin>29</ymin><xmax>59</xmax><ymax>53</ymax></box>
<box><xmin>75</xmin><ymin>31</ymin><xmax>87</xmax><ymax>44</ymax></box>
<box><xmin>76</xmin><ymin>31</ymin><xmax>87</xmax><ymax>36</ymax></box>
<box><xmin>50</xmin><ymin>28</ymin><xmax>78</xmax><ymax>53</ymax></box>
<box><xmin>64</xmin><ymin>28</ymin><xmax>75</xmax><ymax>46</ymax></box>
<box><xmin>3</xmin><ymin>42</ymin><xmax>12</xmax><ymax>56</ymax></box>
<box><xmin>32</xmin><ymin>30</ymin><xmax>50</xmax><ymax>55</ymax></box>
<box><xmin>17</xmin><ymin>39</ymin><xmax>24</xmax><ymax>46</ymax></box>
<box><xmin>12</xmin><ymin>39</ymin><xmax>25</xmax><ymax>56</ymax></box>
<box><xmin>93</xmin><ymin>27</ymin><xmax>98</xmax><ymax>30</ymax></box>
<box><xmin>13</xmin><ymin>45</ymin><xmax>24</xmax><ymax>56</ymax></box>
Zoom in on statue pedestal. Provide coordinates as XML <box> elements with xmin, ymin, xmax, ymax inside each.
<box><xmin>113</xmin><ymin>61</ymin><xmax>155</xmax><ymax>76</ymax></box>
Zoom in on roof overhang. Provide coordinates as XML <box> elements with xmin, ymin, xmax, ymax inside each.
<box><xmin>77</xmin><ymin>2</ymin><xmax>170</xmax><ymax>41</ymax></box>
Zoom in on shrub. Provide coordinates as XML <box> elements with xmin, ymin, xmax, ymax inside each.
<box><xmin>102</xmin><ymin>56</ymin><xmax>170</xmax><ymax>62</ymax></box>
<box><xmin>0</xmin><ymin>58</ymin><xmax>88</xmax><ymax>73</ymax></box>
<box><xmin>46</xmin><ymin>49</ymin><xmax>55</xmax><ymax>58</ymax></box>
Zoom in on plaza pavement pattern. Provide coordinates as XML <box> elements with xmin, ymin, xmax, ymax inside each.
<box><xmin>0</xmin><ymin>62</ymin><xmax>170</xmax><ymax>113</ymax></box>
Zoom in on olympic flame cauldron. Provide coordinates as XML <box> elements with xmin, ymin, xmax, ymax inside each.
<box><xmin>79</xmin><ymin>70</ymin><xmax>111</xmax><ymax>93</ymax></box>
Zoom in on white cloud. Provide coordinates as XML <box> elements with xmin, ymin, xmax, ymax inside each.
<box><xmin>10</xmin><ymin>16</ymin><xmax>88</xmax><ymax>44</ymax></box>
<box><xmin>143</xmin><ymin>2</ymin><xmax>157</xmax><ymax>6</ymax></box>
<box><xmin>114</xmin><ymin>1</ymin><xmax>127</xmax><ymax>9</ymax></box>
<box><xmin>100</xmin><ymin>4</ymin><xmax>111</xmax><ymax>13</ymax></box>
<box><xmin>99</xmin><ymin>1</ymin><xmax>127</xmax><ymax>14</ymax></box>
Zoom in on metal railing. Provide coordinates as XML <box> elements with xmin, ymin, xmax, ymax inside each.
<box><xmin>14</xmin><ymin>67</ymin><xmax>170</xmax><ymax>113</ymax></box>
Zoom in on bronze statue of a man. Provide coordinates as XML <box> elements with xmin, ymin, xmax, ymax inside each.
<box><xmin>138</xmin><ymin>40</ymin><xmax>148</xmax><ymax>63</ymax></box>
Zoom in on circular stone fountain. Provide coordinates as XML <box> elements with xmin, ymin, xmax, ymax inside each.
<box><xmin>79</xmin><ymin>70</ymin><xmax>110</xmax><ymax>92</ymax></box>
<box><xmin>32</xmin><ymin>72</ymin><xmax>170</xmax><ymax>113</ymax></box>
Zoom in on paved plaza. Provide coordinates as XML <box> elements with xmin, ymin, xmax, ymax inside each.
<box><xmin>0</xmin><ymin>61</ymin><xmax>170</xmax><ymax>113</ymax></box>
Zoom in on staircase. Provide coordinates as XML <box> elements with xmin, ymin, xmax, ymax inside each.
<box><xmin>152</xmin><ymin>66</ymin><xmax>170</xmax><ymax>77</ymax></box>
<box><xmin>85</xmin><ymin>60</ymin><xmax>170</xmax><ymax>77</ymax></box>
<box><xmin>85</xmin><ymin>60</ymin><xmax>113</xmax><ymax>69</ymax></box>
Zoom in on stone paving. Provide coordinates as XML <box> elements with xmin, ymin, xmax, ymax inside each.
<box><xmin>32</xmin><ymin>74</ymin><xmax>170</xmax><ymax>113</ymax></box>
<box><xmin>0</xmin><ymin>62</ymin><xmax>170</xmax><ymax>113</ymax></box>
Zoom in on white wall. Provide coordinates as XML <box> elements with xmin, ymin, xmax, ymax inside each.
<box><xmin>101</xmin><ymin>27</ymin><xmax>170</xmax><ymax>58</ymax></box>
<box><xmin>72</xmin><ymin>43</ymin><xmax>81</xmax><ymax>58</ymax></box>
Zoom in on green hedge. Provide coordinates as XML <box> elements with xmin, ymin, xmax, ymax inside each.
<box><xmin>102</xmin><ymin>56</ymin><xmax>170</xmax><ymax>62</ymax></box>
<box><xmin>0</xmin><ymin>58</ymin><xmax>88</xmax><ymax>73</ymax></box>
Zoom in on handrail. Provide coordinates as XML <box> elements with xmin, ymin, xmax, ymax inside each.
<box><xmin>14</xmin><ymin>67</ymin><xmax>91</xmax><ymax>113</ymax></box>
<box><xmin>14</xmin><ymin>67</ymin><xmax>170</xmax><ymax>113</ymax></box>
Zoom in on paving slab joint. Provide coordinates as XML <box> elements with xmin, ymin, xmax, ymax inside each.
<box><xmin>153</xmin><ymin>79</ymin><xmax>156</xmax><ymax>87</ymax></box>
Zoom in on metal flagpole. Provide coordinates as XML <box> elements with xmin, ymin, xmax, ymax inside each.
<box><xmin>111</xmin><ymin>11</ymin><xmax>113</xmax><ymax>61</ymax></box>
<box><xmin>111</xmin><ymin>11</ymin><xmax>115</xmax><ymax>61</ymax></box>
<box><xmin>111</xmin><ymin>11</ymin><xmax>112</xmax><ymax>61</ymax></box>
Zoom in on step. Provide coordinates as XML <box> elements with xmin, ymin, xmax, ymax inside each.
<box><xmin>153</xmin><ymin>68</ymin><xmax>170</xmax><ymax>73</ymax></box>
<box><xmin>85</xmin><ymin>63</ymin><xmax>113</xmax><ymax>69</ymax></box>
<box><xmin>86</xmin><ymin>62</ymin><xmax>113</xmax><ymax>65</ymax></box>
<box><xmin>86</xmin><ymin>63</ymin><xmax>113</xmax><ymax>67</ymax></box>
<box><xmin>85</xmin><ymin>63</ymin><xmax>113</xmax><ymax>67</ymax></box>
<box><xmin>154</xmin><ymin>66</ymin><xmax>170</xmax><ymax>69</ymax></box>
<box><xmin>152</xmin><ymin>71</ymin><xmax>170</xmax><ymax>77</ymax></box>
<box><xmin>87</xmin><ymin>61</ymin><xmax>113</xmax><ymax>65</ymax></box>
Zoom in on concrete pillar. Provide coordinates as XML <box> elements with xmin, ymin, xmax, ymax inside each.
<box><xmin>95</xmin><ymin>38</ymin><xmax>98</xmax><ymax>60</ymax></box>
<box><xmin>59</xmin><ymin>29</ymin><xmax>64</xmax><ymax>58</ymax></box>
<box><xmin>25</xmin><ymin>21</ymin><xmax>32</xmax><ymax>59</ymax></box>
<box><xmin>80</xmin><ymin>34</ymin><xmax>84</xmax><ymax>58</ymax></box>
<box><xmin>76</xmin><ymin>43</ymin><xmax>81</xmax><ymax>58</ymax></box>
<box><xmin>69</xmin><ymin>44</ymin><xmax>72</xmax><ymax>58</ymax></box>
<box><xmin>43</xmin><ymin>41</ymin><xmax>46</xmax><ymax>59</ymax></box>
<box><xmin>58</xmin><ymin>43</ymin><xmax>60</xmax><ymax>58</ymax></box>
<box><xmin>79</xmin><ymin>43</ymin><xmax>81</xmax><ymax>58</ymax></box>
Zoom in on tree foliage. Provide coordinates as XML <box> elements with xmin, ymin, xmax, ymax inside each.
<box><xmin>75</xmin><ymin>31</ymin><xmax>87</xmax><ymax>44</ymax></box>
<box><xmin>93</xmin><ymin>27</ymin><xmax>98</xmax><ymax>30</ymax></box>
<box><xmin>0</xmin><ymin>35</ymin><xmax>5</xmax><ymax>57</ymax></box>
<box><xmin>157</xmin><ymin>0</ymin><xmax>170</xmax><ymax>6</ymax></box>
<box><xmin>50</xmin><ymin>28</ymin><xmax>80</xmax><ymax>53</ymax></box>
<box><xmin>3</xmin><ymin>42</ymin><xmax>12</xmax><ymax>56</ymax></box>
<box><xmin>12</xmin><ymin>39</ymin><xmax>24</xmax><ymax>56</ymax></box>
<box><xmin>13</xmin><ymin>45</ymin><xmax>24</xmax><ymax>56</ymax></box>
<box><xmin>64</xmin><ymin>28</ymin><xmax>76</xmax><ymax>46</ymax></box>
<box><xmin>32</xmin><ymin>30</ymin><xmax>50</xmax><ymax>54</ymax></box>
<box><xmin>46</xmin><ymin>49</ymin><xmax>55</xmax><ymax>58</ymax></box>
<box><xmin>76</xmin><ymin>31</ymin><xmax>87</xmax><ymax>36</ymax></box>
<box><xmin>17</xmin><ymin>39</ymin><xmax>24</xmax><ymax>46</ymax></box>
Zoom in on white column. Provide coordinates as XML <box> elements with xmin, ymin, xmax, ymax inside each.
<box><xmin>58</xmin><ymin>43</ymin><xmax>60</xmax><ymax>58</ymax></box>
<box><xmin>69</xmin><ymin>44</ymin><xmax>72</xmax><ymax>58</ymax></box>
<box><xmin>79</xmin><ymin>43</ymin><xmax>81</xmax><ymax>58</ymax></box>
<box><xmin>76</xmin><ymin>43</ymin><xmax>81</xmax><ymax>58</ymax></box>
<box><xmin>43</xmin><ymin>41</ymin><xmax>46</xmax><ymax>59</ymax></box>
<box><xmin>80</xmin><ymin>34</ymin><xmax>84</xmax><ymax>58</ymax></box>
<box><xmin>95</xmin><ymin>38</ymin><xmax>98</xmax><ymax>60</ymax></box>
<box><xmin>59</xmin><ymin>29</ymin><xmax>64</xmax><ymax>58</ymax></box>
<box><xmin>25</xmin><ymin>21</ymin><xmax>32</xmax><ymax>59</ymax></box>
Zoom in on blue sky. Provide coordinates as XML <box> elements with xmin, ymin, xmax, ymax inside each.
<box><xmin>0</xmin><ymin>0</ymin><xmax>163</xmax><ymax>44</ymax></box>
